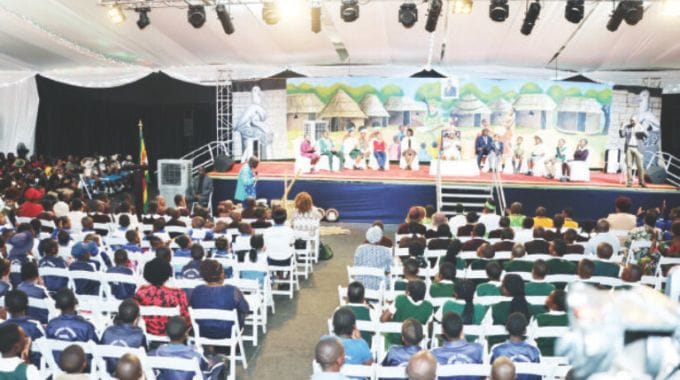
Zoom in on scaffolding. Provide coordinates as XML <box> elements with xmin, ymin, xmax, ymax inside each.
<box><xmin>215</xmin><ymin>69</ymin><xmax>232</xmax><ymax>157</ymax></box>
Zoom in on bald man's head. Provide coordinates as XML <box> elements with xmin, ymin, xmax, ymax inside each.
<box><xmin>406</xmin><ymin>350</ymin><xmax>437</xmax><ymax>380</ymax></box>
<box><xmin>491</xmin><ymin>356</ymin><xmax>516</xmax><ymax>380</ymax></box>
<box><xmin>115</xmin><ymin>353</ymin><xmax>143</xmax><ymax>380</ymax></box>
<box><xmin>315</xmin><ymin>337</ymin><xmax>345</xmax><ymax>372</ymax></box>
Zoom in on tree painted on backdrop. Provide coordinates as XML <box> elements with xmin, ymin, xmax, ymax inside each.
<box><xmin>415</xmin><ymin>82</ymin><xmax>442</xmax><ymax>117</ymax></box>
<box><xmin>378</xmin><ymin>84</ymin><xmax>404</xmax><ymax>103</ymax></box>
<box><xmin>519</xmin><ymin>82</ymin><xmax>543</xmax><ymax>94</ymax></box>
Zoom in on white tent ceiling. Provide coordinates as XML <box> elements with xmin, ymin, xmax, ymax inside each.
<box><xmin>1</xmin><ymin>0</ymin><xmax>680</xmax><ymax>90</ymax></box>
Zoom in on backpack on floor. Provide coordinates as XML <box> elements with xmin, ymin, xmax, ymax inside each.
<box><xmin>319</xmin><ymin>242</ymin><xmax>334</xmax><ymax>261</ymax></box>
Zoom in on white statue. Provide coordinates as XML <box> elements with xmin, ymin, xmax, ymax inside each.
<box><xmin>234</xmin><ymin>86</ymin><xmax>274</xmax><ymax>161</ymax></box>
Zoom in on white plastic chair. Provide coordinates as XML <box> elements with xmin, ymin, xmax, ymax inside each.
<box><xmin>268</xmin><ymin>255</ymin><xmax>299</xmax><ymax>299</ymax></box>
<box><xmin>225</xmin><ymin>278</ymin><xmax>267</xmax><ymax>346</ymax></box>
<box><xmin>144</xmin><ymin>355</ymin><xmax>205</xmax><ymax>380</ymax></box>
<box><xmin>68</xmin><ymin>269</ymin><xmax>106</xmax><ymax>298</ymax></box>
<box><xmin>293</xmin><ymin>138</ymin><xmax>314</xmax><ymax>174</ymax></box>
<box><xmin>92</xmin><ymin>344</ymin><xmax>147</xmax><ymax>380</ymax></box>
<box><xmin>139</xmin><ymin>305</ymin><xmax>181</xmax><ymax>345</ymax></box>
<box><xmin>102</xmin><ymin>272</ymin><xmax>140</xmax><ymax>300</ymax></box>
<box><xmin>569</xmin><ymin>160</ymin><xmax>590</xmax><ymax>182</ymax></box>
<box><xmin>27</xmin><ymin>297</ymin><xmax>59</xmax><ymax>321</ymax></box>
<box><xmin>37</xmin><ymin>339</ymin><xmax>97</xmax><ymax>378</ymax></box>
<box><xmin>437</xmin><ymin>363</ymin><xmax>491</xmax><ymax>378</ymax></box>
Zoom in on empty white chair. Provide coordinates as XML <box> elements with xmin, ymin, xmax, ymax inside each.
<box><xmin>269</xmin><ymin>255</ymin><xmax>299</xmax><ymax>299</ymax></box>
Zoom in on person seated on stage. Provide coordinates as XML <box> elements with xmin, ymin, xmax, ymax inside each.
<box><xmin>544</xmin><ymin>138</ymin><xmax>568</xmax><ymax>180</ymax></box>
<box><xmin>524</xmin><ymin>260</ymin><xmax>555</xmax><ymax>296</ymax></box>
<box><xmin>381</xmin><ymin>318</ymin><xmax>424</xmax><ymax>367</ymax></box>
<box><xmin>475</xmin><ymin>261</ymin><xmax>503</xmax><ymax>297</ymax></box>
<box><xmin>441</xmin><ymin>129</ymin><xmax>462</xmax><ymax>161</ymax></box>
<box><xmin>342</xmin><ymin>128</ymin><xmax>364</xmax><ymax>170</ymax></box>
<box><xmin>512</xmin><ymin>135</ymin><xmax>525</xmax><ymax>174</ymax></box>
<box><xmin>380</xmin><ymin>280</ymin><xmax>433</xmax><ymax>347</ymax></box>
<box><xmin>475</xmin><ymin>128</ymin><xmax>493</xmax><ymax>170</ymax></box>
<box><xmin>427</xmin><ymin>225</ymin><xmax>453</xmax><ymax>251</ymax></box>
<box><xmin>461</xmin><ymin>224</ymin><xmax>488</xmax><ymax>252</ymax></box>
<box><xmin>508</xmin><ymin>202</ymin><xmax>526</xmax><ymax>228</ymax></box>
<box><xmin>432</xmin><ymin>312</ymin><xmax>484</xmax><ymax>380</ymax></box>
<box><xmin>564</xmin><ymin>229</ymin><xmax>585</xmax><ymax>254</ymax></box>
<box><xmin>398</xmin><ymin>207</ymin><xmax>427</xmax><ymax>235</ymax></box>
<box><xmin>457</xmin><ymin>211</ymin><xmax>479</xmax><ymax>237</ymax></box>
<box><xmin>593</xmin><ymin>242</ymin><xmax>621</xmax><ymax>278</ymax></box>
<box><xmin>546</xmin><ymin>239</ymin><xmax>576</xmax><ymax>275</ymax></box>
<box><xmin>388</xmin><ymin>134</ymin><xmax>401</xmax><ymax>162</ymax></box>
<box><xmin>250</xmin><ymin>206</ymin><xmax>272</xmax><ymax>229</ymax></box>
<box><xmin>570</xmin><ymin>138</ymin><xmax>590</xmax><ymax>177</ymax></box>
<box><xmin>417</xmin><ymin>142</ymin><xmax>432</xmax><ymax>163</ymax></box>
<box><xmin>526</xmin><ymin>135</ymin><xmax>545</xmax><ymax>177</ymax></box>
<box><xmin>400</xmin><ymin>128</ymin><xmax>418</xmax><ymax>170</ymax></box>
<box><xmin>429</xmin><ymin>262</ymin><xmax>457</xmax><ymax>298</ymax></box>
<box><xmin>372</xmin><ymin>130</ymin><xmax>388</xmax><ymax>171</ymax></box>
<box><xmin>489</xmin><ymin>133</ymin><xmax>505</xmax><ymax>172</ymax></box>
<box><xmin>318</xmin><ymin>130</ymin><xmax>343</xmax><ymax>171</ymax></box>
<box><xmin>300</xmin><ymin>132</ymin><xmax>320</xmax><ymax>172</ymax></box>
<box><xmin>479</xmin><ymin>199</ymin><xmax>501</xmax><ymax>233</ymax></box>
<box><xmin>492</xmin><ymin>229</ymin><xmax>515</xmax><ymax>252</ymax></box>
<box><xmin>532</xmin><ymin>207</ymin><xmax>553</xmax><ymax>229</ymax></box>
<box><xmin>534</xmin><ymin>290</ymin><xmax>568</xmax><ymax>356</ymax></box>
<box><xmin>490</xmin><ymin>313</ymin><xmax>541</xmax><ymax>380</ymax></box>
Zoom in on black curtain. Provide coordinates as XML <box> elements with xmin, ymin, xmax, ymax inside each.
<box><xmin>662</xmin><ymin>94</ymin><xmax>680</xmax><ymax>158</ymax></box>
<box><xmin>35</xmin><ymin>72</ymin><xmax>216</xmax><ymax>173</ymax></box>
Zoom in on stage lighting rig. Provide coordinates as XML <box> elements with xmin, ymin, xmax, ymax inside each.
<box><xmin>565</xmin><ymin>0</ymin><xmax>584</xmax><ymax>23</ymax></box>
<box><xmin>216</xmin><ymin>4</ymin><xmax>234</xmax><ymax>34</ymax></box>
<box><xmin>489</xmin><ymin>0</ymin><xmax>509</xmax><ymax>22</ymax></box>
<box><xmin>108</xmin><ymin>4</ymin><xmax>126</xmax><ymax>24</ymax></box>
<box><xmin>262</xmin><ymin>0</ymin><xmax>281</xmax><ymax>25</ymax></box>
<box><xmin>136</xmin><ymin>7</ymin><xmax>150</xmax><ymax>29</ymax></box>
<box><xmin>311</xmin><ymin>1</ymin><xmax>321</xmax><ymax>33</ymax></box>
<box><xmin>425</xmin><ymin>0</ymin><xmax>442</xmax><ymax>32</ymax></box>
<box><xmin>399</xmin><ymin>3</ymin><xmax>418</xmax><ymax>28</ymax></box>
<box><xmin>341</xmin><ymin>0</ymin><xmax>360</xmax><ymax>22</ymax></box>
<box><xmin>520</xmin><ymin>0</ymin><xmax>541</xmax><ymax>35</ymax></box>
<box><xmin>187</xmin><ymin>5</ymin><xmax>206</xmax><ymax>28</ymax></box>
<box><xmin>607</xmin><ymin>0</ymin><xmax>643</xmax><ymax>31</ymax></box>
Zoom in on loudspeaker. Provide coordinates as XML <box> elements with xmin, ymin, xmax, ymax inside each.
<box><xmin>646</xmin><ymin>165</ymin><xmax>667</xmax><ymax>184</ymax></box>
<box><xmin>214</xmin><ymin>155</ymin><xmax>234</xmax><ymax>172</ymax></box>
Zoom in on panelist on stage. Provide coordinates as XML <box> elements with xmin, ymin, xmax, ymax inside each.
<box><xmin>400</xmin><ymin>128</ymin><xmax>418</xmax><ymax>170</ymax></box>
<box><xmin>318</xmin><ymin>130</ymin><xmax>343</xmax><ymax>170</ymax></box>
<box><xmin>488</xmin><ymin>133</ymin><xmax>504</xmax><ymax>172</ymax></box>
<box><xmin>619</xmin><ymin>116</ymin><xmax>648</xmax><ymax>188</ymax></box>
<box><xmin>475</xmin><ymin>128</ymin><xmax>493</xmax><ymax>170</ymax></box>
<box><xmin>300</xmin><ymin>133</ymin><xmax>320</xmax><ymax>172</ymax></box>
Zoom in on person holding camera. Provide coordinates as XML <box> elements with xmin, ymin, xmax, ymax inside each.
<box><xmin>619</xmin><ymin>116</ymin><xmax>648</xmax><ymax>188</ymax></box>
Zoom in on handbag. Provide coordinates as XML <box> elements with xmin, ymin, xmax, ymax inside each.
<box><xmin>319</xmin><ymin>242</ymin><xmax>334</xmax><ymax>261</ymax></box>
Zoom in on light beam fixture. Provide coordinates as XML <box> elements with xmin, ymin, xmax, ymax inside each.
<box><xmin>216</xmin><ymin>4</ymin><xmax>234</xmax><ymax>34</ymax></box>
<box><xmin>399</xmin><ymin>3</ymin><xmax>418</xmax><ymax>28</ymax></box>
<box><xmin>425</xmin><ymin>0</ymin><xmax>442</xmax><ymax>32</ymax></box>
<box><xmin>136</xmin><ymin>7</ymin><xmax>150</xmax><ymax>29</ymax></box>
<box><xmin>607</xmin><ymin>0</ymin><xmax>643</xmax><ymax>31</ymax></box>
<box><xmin>108</xmin><ymin>4</ymin><xmax>126</xmax><ymax>24</ymax></box>
<box><xmin>565</xmin><ymin>0</ymin><xmax>584</xmax><ymax>23</ymax></box>
<box><xmin>489</xmin><ymin>0</ymin><xmax>509</xmax><ymax>22</ymax></box>
<box><xmin>341</xmin><ymin>0</ymin><xmax>359</xmax><ymax>22</ymax></box>
<box><xmin>187</xmin><ymin>5</ymin><xmax>206</xmax><ymax>28</ymax></box>
<box><xmin>263</xmin><ymin>0</ymin><xmax>281</xmax><ymax>25</ymax></box>
<box><xmin>520</xmin><ymin>0</ymin><xmax>541</xmax><ymax>35</ymax></box>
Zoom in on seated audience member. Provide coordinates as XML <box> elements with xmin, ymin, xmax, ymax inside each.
<box><xmin>606</xmin><ymin>196</ymin><xmax>636</xmax><ymax>243</ymax></box>
<box><xmin>491</xmin><ymin>357</ymin><xmax>516</xmax><ymax>380</ymax></box>
<box><xmin>106</xmin><ymin>249</ymin><xmax>136</xmax><ymax>300</ymax></box>
<box><xmin>576</xmin><ymin>259</ymin><xmax>595</xmax><ymax>282</ymax></box>
<box><xmin>115</xmin><ymin>353</ymin><xmax>145</xmax><ymax>380</ymax></box>
<box><xmin>148</xmin><ymin>316</ymin><xmax>223</xmax><ymax>380</ymax></box>
<box><xmin>501</xmin><ymin>274</ymin><xmax>531</xmax><ymax>320</ymax></box>
<box><xmin>625</xmin><ymin>211</ymin><xmax>662</xmax><ymax>263</ymax></box>
<box><xmin>395</xmin><ymin>258</ymin><xmax>420</xmax><ymax>291</ymax></box>
<box><xmin>46</xmin><ymin>288</ymin><xmax>99</xmax><ymax>366</ymax></box>
<box><xmin>165</xmin><ymin>207</ymin><xmax>186</xmax><ymax>228</ymax></box>
<box><xmin>479</xmin><ymin>199</ymin><xmax>501</xmax><ymax>232</ymax></box>
<box><xmin>190</xmin><ymin>259</ymin><xmax>250</xmax><ymax>340</ymax></box>
<box><xmin>504</xmin><ymin>244</ymin><xmax>532</xmax><ymax>273</ymax></box>
<box><xmin>423</xmin><ymin>206</ymin><xmax>436</xmax><ymax>226</ymax></box>
<box><xmin>514</xmin><ymin>217</ymin><xmax>535</xmax><ymax>245</ymax></box>
<box><xmin>8</xmin><ymin>231</ymin><xmax>34</xmax><ymax>287</ymax></box>
<box><xmin>238</xmin><ymin>234</ymin><xmax>268</xmax><ymax>284</ymax></box>
<box><xmin>189</xmin><ymin>216</ymin><xmax>214</xmax><ymax>241</ymax></box>
<box><xmin>0</xmin><ymin>290</ymin><xmax>45</xmax><ymax>366</ymax></box>
<box><xmin>39</xmin><ymin>239</ymin><xmax>68</xmax><ymax>293</ymax></box>
<box><xmin>100</xmin><ymin>299</ymin><xmax>146</xmax><ymax>374</ymax></box>
<box><xmin>578</xmin><ymin>220</ymin><xmax>595</xmax><ymax>242</ymax></box>
<box><xmin>399</xmin><ymin>222</ymin><xmax>428</xmax><ymax>248</ymax></box>
<box><xmin>534</xmin><ymin>290</ymin><xmax>568</xmax><ymax>356</ymax></box>
<box><xmin>585</xmin><ymin>219</ymin><xmax>621</xmax><ymax>255</ymax></box>
<box><xmin>134</xmin><ymin>258</ymin><xmax>190</xmax><ymax>336</ymax></box>
<box><xmin>353</xmin><ymin>226</ymin><xmax>392</xmax><ymax>290</ymax></box>
<box><xmin>461</xmin><ymin>224</ymin><xmax>488</xmax><ymax>252</ymax></box>
<box><xmin>212</xmin><ymin>237</ymin><xmax>230</xmax><ymax>258</ymax></box>
<box><xmin>123</xmin><ymin>230</ymin><xmax>142</xmax><ymax>254</ymax></box>
<box><xmin>330</xmin><ymin>307</ymin><xmax>373</xmax><ymax>366</ymax></box>
<box><xmin>473</xmin><ymin>243</ymin><xmax>495</xmax><ymax>267</ymax></box>
<box><xmin>562</xmin><ymin>207</ymin><xmax>579</xmax><ymax>229</ymax></box>
<box><xmin>508</xmin><ymin>202</ymin><xmax>525</xmax><ymax>228</ymax></box>
<box><xmin>381</xmin><ymin>280</ymin><xmax>433</xmax><ymax>346</ymax></box>
<box><xmin>443</xmin><ymin>239</ymin><xmax>464</xmax><ymax>269</ymax></box>
<box><xmin>69</xmin><ymin>241</ymin><xmax>101</xmax><ymax>296</ymax></box>
<box><xmin>17</xmin><ymin>262</ymin><xmax>50</xmax><ymax>324</ymax></box>
<box><xmin>524</xmin><ymin>260</ymin><xmax>555</xmax><ymax>296</ymax></box>
<box><xmin>263</xmin><ymin>207</ymin><xmax>295</xmax><ymax>268</ymax></box>
<box><xmin>545</xmin><ymin>214</ymin><xmax>565</xmax><ymax>241</ymax></box>
<box><xmin>593</xmin><ymin>242</ymin><xmax>620</xmax><ymax>278</ymax></box>
<box><xmin>546</xmin><ymin>239</ymin><xmax>577</xmax><ymax>275</ymax></box>
<box><xmin>241</xmin><ymin>197</ymin><xmax>257</xmax><ymax>219</ymax></box>
<box><xmin>250</xmin><ymin>207</ymin><xmax>272</xmax><ymax>229</ymax></box>
<box><xmin>490</xmin><ymin>313</ymin><xmax>540</xmax><ymax>380</ymax></box>
<box><xmin>563</xmin><ymin>229</ymin><xmax>585</xmax><ymax>254</ymax></box>
<box><xmin>525</xmin><ymin>227</ymin><xmax>549</xmax><ymax>255</ymax></box>
<box><xmin>57</xmin><ymin>344</ymin><xmax>88</xmax><ymax>380</ymax></box>
<box><xmin>226</xmin><ymin>211</ymin><xmax>242</xmax><ymax>229</ymax></box>
<box><xmin>155</xmin><ymin>246</ymin><xmax>172</xmax><ymax>263</ymax></box>
<box><xmin>369</xmin><ymin>221</ymin><xmax>394</xmax><ymax>248</ymax></box>
<box><xmin>313</xmin><ymin>337</ymin><xmax>348</xmax><ymax>380</ymax></box>
<box><xmin>382</xmin><ymin>319</ymin><xmax>424</xmax><ymax>366</ymax></box>
<box><xmin>439</xmin><ymin>280</ymin><xmax>486</xmax><ymax>325</ymax></box>
<box><xmin>427</xmin><ymin>224</ymin><xmax>453</xmax><ymax>250</ymax></box>
<box><xmin>489</xmin><ymin>216</ymin><xmax>512</xmax><ymax>239</ymax></box>
<box><xmin>0</xmin><ymin>323</ymin><xmax>41</xmax><ymax>379</ymax></box>
<box><xmin>457</xmin><ymin>211</ymin><xmax>480</xmax><ymax>237</ymax></box>
<box><xmin>475</xmin><ymin>261</ymin><xmax>503</xmax><ymax>296</ymax></box>
<box><xmin>80</xmin><ymin>216</ymin><xmax>95</xmax><ymax>235</ymax></box>
<box><xmin>492</xmin><ymin>229</ymin><xmax>515</xmax><ymax>252</ymax></box>
<box><xmin>430</xmin><ymin>262</ymin><xmax>457</xmax><ymax>298</ymax></box>
<box><xmin>406</xmin><ymin>350</ymin><xmax>437</xmax><ymax>380</ymax></box>
<box><xmin>432</xmin><ymin>312</ymin><xmax>484</xmax><ymax>380</ymax></box>
<box><xmin>398</xmin><ymin>207</ymin><xmax>426</xmax><ymax>235</ymax></box>
<box><xmin>345</xmin><ymin>282</ymin><xmax>374</xmax><ymax>343</ymax></box>
<box><xmin>407</xmin><ymin>241</ymin><xmax>428</xmax><ymax>268</ymax></box>
<box><xmin>532</xmin><ymin>207</ymin><xmax>553</xmax><ymax>229</ymax></box>
<box><xmin>0</xmin><ymin>259</ymin><xmax>12</xmax><ymax>298</ymax></box>
<box><xmin>174</xmin><ymin>235</ymin><xmax>193</xmax><ymax>258</ymax></box>
<box><xmin>425</xmin><ymin>212</ymin><xmax>449</xmax><ymax>239</ymax></box>
<box><xmin>181</xmin><ymin>244</ymin><xmax>205</xmax><ymax>280</ymax></box>
<box><xmin>448</xmin><ymin>204</ymin><xmax>467</xmax><ymax>233</ymax></box>
<box><xmin>621</xmin><ymin>263</ymin><xmax>643</xmax><ymax>283</ymax></box>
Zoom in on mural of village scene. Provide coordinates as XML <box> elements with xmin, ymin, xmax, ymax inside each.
<box><xmin>286</xmin><ymin>77</ymin><xmax>614</xmax><ymax>168</ymax></box>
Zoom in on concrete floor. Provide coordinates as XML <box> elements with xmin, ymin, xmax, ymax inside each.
<box><xmin>235</xmin><ymin>222</ymin><xmax>395</xmax><ymax>380</ymax></box>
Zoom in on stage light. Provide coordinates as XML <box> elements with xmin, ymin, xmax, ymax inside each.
<box><xmin>341</xmin><ymin>0</ymin><xmax>359</xmax><ymax>22</ymax></box>
<box><xmin>108</xmin><ymin>4</ymin><xmax>126</xmax><ymax>24</ymax></box>
<box><xmin>607</xmin><ymin>0</ymin><xmax>643</xmax><ymax>31</ymax></box>
<box><xmin>520</xmin><ymin>0</ymin><xmax>541</xmax><ymax>35</ymax></box>
<box><xmin>565</xmin><ymin>0</ymin><xmax>584</xmax><ymax>23</ymax></box>
<box><xmin>399</xmin><ymin>3</ymin><xmax>418</xmax><ymax>28</ymax></box>
<box><xmin>262</xmin><ymin>0</ymin><xmax>281</xmax><ymax>25</ymax></box>
<box><xmin>489</xmin><ymin>0</ymin><xmax>509</xmax><ymax>22</ymax></box>
<box><xmin>451</xmin><ymin>0</ymin><xmax>473</xmax><ymax>14</ymax></box>
<box><xmin>663</xmin><ymin>0</ymin><xmax>680</xmax><ymax>16</ymax></box>
<box><xmin>136</xmin><ymin>8</ymin><xmax>150</xmax><ymax>30</ymax></box>
<box><xmin>216</xmin><ymin>4</ymin><xmax>235</xmax><ymax>35</ymax></box>
<box><xmin>311</xmin><ymin>2</ymin><xmax>321</xmax><ymax>33</ymax></box>
<box><xmin>187</xmin><ymin>5</ymin><xmax>206</xmax><ymax>28</ymax></box>
<box><xmin>425</xmin><ymin>0</ymin><xmax>442</xmax><ymax>32</ymax></box>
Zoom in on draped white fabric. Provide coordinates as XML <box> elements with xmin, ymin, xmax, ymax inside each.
<box><xmin>40</xmin><ymin>67</ymin><xmax>154</xmax><ymax>88</ymax></box>
<box><xmin>0</xmin><ymin>77</ymin><xmax>38</xmax><ymax>154</ymax></box>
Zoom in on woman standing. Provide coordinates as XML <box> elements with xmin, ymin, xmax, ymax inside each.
<box><xmin>234</xmin><ymin>156</ymin><xmax>259</xmax><ymax>206</ymax></box>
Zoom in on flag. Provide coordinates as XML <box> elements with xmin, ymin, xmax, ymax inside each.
<box><xmin>139</xmin><ymin>120</ymin><xmax>150</xmax><ymax>213</ymax></box>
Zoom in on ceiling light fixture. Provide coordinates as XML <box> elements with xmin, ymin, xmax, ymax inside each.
<box><xmin>565</xmin><ymin>0</ymin><xmax>584</xmax><ymax>23</ymax></box>
<box><xmin>489</xmin><ymin>0</ymin><xmax>509</xmax><ymax>22</ymax></box>
<box><xmin>262</xmin><ymin>0</ymin><xmax>281</xmax><ymax>25</ymax></box>
<box><xmin>187</xmin><ymin>5</ymin><xmax>206</xmax><ymax>28</ymax></box>
<box><xmin>399</xmin><ymin>3</ymin><xmax>418</xmax><ymax>28</ymax></box>
<box><xmin>425</xmin><ymin>0</ymin><xmax>442</xmax><ymax>32</ymax></box>
<box><xmin>108</xmin><ymin>4</ymin><xmax>126</xmax><ymax>24</ymax></box>
<box><xmin>607</xmin><ymin>0</ymin><xmax>643</xmax><ymax>31</ymax></box>
<box><xmin>136</xmin><ymin>8</ymin><xmax>150</xmax><ymax>29</ymax></box>
<box><xmin>341</xmin><ymin>0</ymin><xmax>359</xmax><ymax>22</ymax></box>
<box><xmin>216</xmin><ymin>4</ymin><xmax>234</xmax><ymax>34</ymax></box>
<box><xmin>520</xmin><ymin>0</ymin><xmax>541</xmax><ymax>35</ymax></box>
<box><xmin>451</xmin><ymin>0</ymin><xmax>473</xmax><ymax>14</ymax></box>
<box><xmin>311</xmin><ymin>2</ymin><xmax>321</xmax><ymax>33</ymax></box>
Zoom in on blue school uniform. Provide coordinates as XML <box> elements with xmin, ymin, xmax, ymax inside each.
<box><xmin>490</xmin><ymin>340</ymin><xmax>541</xmax><ymax>380</ymax></box>
<box><xmin>382</xmin><ymin>345</ymin><xmax>422</xmax><ymax>366</ymax></box>
<box><xmin>432</xmin><ymin>340</ymin><xmax>484</xmax><ymax>380</ymax></box>
<box><xmin>0</xmin><ymin>280</ymin><xmax>10</xmax><ymax>297</ymax></box>
<box><xmin>180</xmin><ymin>260</ymin><xmax>202</xmax><ymax>280</ymax></box>
<box><xmin>0</xmin><ymin>316</ymin><xmax>45</xmax><ymax>365</ymax></box>
<box><xmin>69</xmin><ymin>260</ymin><xmax>101</xmax><ymax>295</ymax></box>
<box><xmin>106</xmin><ymin>266</ymin><xmax>136</xmax><ymax>299</ymax></box>
<box><xmin>148</xmin><ymin>343</ymin><xmax>223</xmax><ymax>380</ymax></box>
<box><xmin>16</xmin><ymin>281</ymin><xmax>50</xmax><ymax>324</ymax></box>
<box><xmin>8</xmin><ymin>253</ymin><xmax>32</xmax><ymax>287</ymax></box>
<box><xmin>38</xmin><ymin>256</ymin><xmax>68</xmax><ymax>293</ymax></box>
<box><xmin>189</xmin><ymin>284</ymin><xmax>249</xmax><ymax>339</ymax></box>
<box><xmin>101</xmin><ymin>323</ymin><xmax>147</xmax><ymax>373</ymax></box>
<box><xmin>174</xmin><ymin>248</ymin><xmax>192</xmax><ymax>258</ymax></box>
<box><xmin>46</xmin><ymin>314</ymin><xmax>99</xmax><ymax>366</ymax></box>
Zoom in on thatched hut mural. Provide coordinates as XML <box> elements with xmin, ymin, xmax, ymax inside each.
<box><xmin>385</xmin><ymin>96</ymin><xmax>427</xmax><ymax>127</ymax></box>
<box><xmin>513</xmin><ymin>94</ymin><xmax>556</xmax><ymax>129</ymax></box>
<box><xmin>490</xmin><ymin>98</ymin><xmax>513</xmax><ymax>125</ymax></box>
<box><xmin>318</xmin><ymin>89</ymin><xmax>367</xmax><ymax>132</ymax></box>
<box><xmin>555</xmin><ymin>97</ymin><xmax>604</xmax><ymax>134</ymax></box>
<box><xmin>452</xmin><ymin>94</ymin><xmax>491</xmax><ymax>127</ymax></box>
<box><xmin>360</xmin><ymin>94</ymin><xmax>390</xmax><ymax>127</ymax></box>
<box><xmin>287</xmin><ymin>93</ymin><xmax>325</xmax><ymax>132</ymax></box>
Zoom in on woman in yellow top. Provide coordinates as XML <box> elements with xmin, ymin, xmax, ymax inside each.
<box><xmin>533</xmin><ymin>206</ymin><xmax>554</xmax><ymax>229</ymax></box>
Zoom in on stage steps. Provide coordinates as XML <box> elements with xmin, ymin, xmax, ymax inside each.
<box><xmin>438</xmin><ymin>184</ymin><xmax>494</xmax><ymax>218</ymax></box>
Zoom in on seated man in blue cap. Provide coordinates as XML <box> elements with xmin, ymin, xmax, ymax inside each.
<box><xmin>7</xmin><ymin>231</ymin><xmax>35</xmax><ymax>287</ymax></box>
<box><xmin>69</xmin><ymin>241</ymin><xmax>101</xmax><ymax>296</ymax></box>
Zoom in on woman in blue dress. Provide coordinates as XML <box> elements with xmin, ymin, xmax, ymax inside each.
<box><xmin>234</xmin><ymin>156</ymin><xmax>259</xmax><ymax>206</ymax></box>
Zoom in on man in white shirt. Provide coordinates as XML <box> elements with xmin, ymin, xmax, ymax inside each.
<box><xmin>67</xmin><ymin>199</ymin><xmax>87</xmax><ymax>233</ymax></box>
<box><xmin>478</xmin><ymin>199</ymin><xmax>500</xmax><ymax>233</ymax></box>
<box><xmin>606</xmin><ymin>196</ymin><xmax>637</xmax><ymax>244</ymax></box>
<box><xmin>619</xmin><ymin>116</ymin><xmax>647</xmax><ymax>188</ymax></box>
<box><xmin>0</xmin><ymin>323</ymin><xmax>41</xmax><ymax>379</ymax></box>
<box><xmin>585</xmin><ymin>219</ymin><xmax>621</xmax><ymax>256</ymax></box>
<box><xmin>263</xmin><ymin>208</ymin><xmax>295</xmax><ymax>264</ymax></box>
<box><xmin>514</xmin><ymin>217</ymin><xmax>535</xmax><ymax>245</ymax></box>
<box><xmin>448</xmin><ymin>204</ymin><xmax>467</xmax><ymax>233</ymax></box>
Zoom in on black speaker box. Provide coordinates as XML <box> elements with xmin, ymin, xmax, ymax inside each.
<box><xmin>214</xmin><ymin>155</ymin><xmax>234</xmax><ymax>172</ymax></box>
<box><xmin>646</xmin><ymin>165</ymin><xmax>667</xmax><ymax>184</ymax></box>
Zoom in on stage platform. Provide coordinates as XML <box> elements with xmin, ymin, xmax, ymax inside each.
<box><xmin>211</xmin><ymin>161</ymin><xmax>679</xmax><ymax>224</ymax></box>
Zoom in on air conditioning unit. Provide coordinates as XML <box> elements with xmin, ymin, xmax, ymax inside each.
<box><xmin>157</xmin><ymin>159</ymin><xmax>192</xmax><ymax>204</ymax></box>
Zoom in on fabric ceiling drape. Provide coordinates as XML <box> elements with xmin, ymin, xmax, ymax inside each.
<box><xmin>0</xmin><ymin>76</ymin><xmax>39</xmax><ymax>155</ymax></box>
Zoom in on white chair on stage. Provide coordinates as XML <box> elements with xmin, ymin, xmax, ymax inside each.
<box><xmin>528</xmin><ymin>155</ymin><xmax>546</xmax><ymax>177</ymax></box>
<box><xmin>293</xmin><ymin>138</ymin><xmax>313</xmax><ymax>174</ymax></box>
<box><xmin>569</xmin><ymin>159</ymin><xmax>591</xmax><ymax>182</ymax></box>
